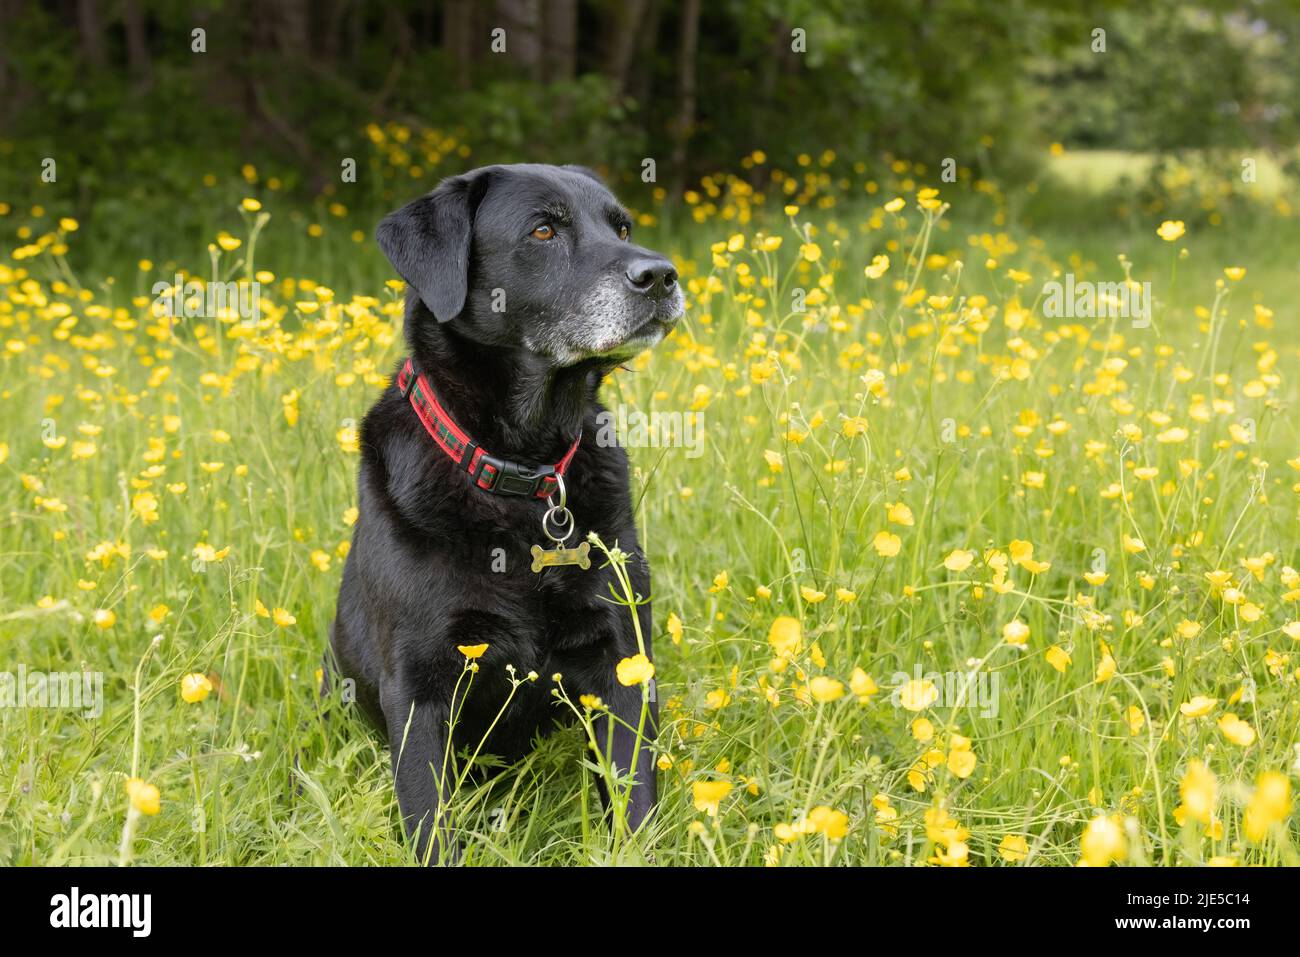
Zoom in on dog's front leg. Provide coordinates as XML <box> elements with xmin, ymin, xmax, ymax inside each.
<box><xmin>381</xmin><ymin>683</ymin><xmax>452</xmax><ymax>864</ymax></box>
<box><xmin>592</xmin><ymin>675</ymin><xmax>658</xmax><ymax>833</ymax></box>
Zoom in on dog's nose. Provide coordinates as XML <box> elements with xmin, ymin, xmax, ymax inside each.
<box><xmin>624</xmin><ymin>257</ymin><xmax>678</xmax><ymax>298</ymax></box>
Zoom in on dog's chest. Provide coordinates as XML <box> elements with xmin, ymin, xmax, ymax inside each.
<box><xmin>374</xmin><ymin>433</ymin><xmax>641</xmax><ymax>655</ymax></box>
<box><xmin>476</xmin><ymin>526</ymin><xmax>625</xmax><ymax>637</ymax></box>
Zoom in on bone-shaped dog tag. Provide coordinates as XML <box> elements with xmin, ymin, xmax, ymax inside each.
<box><xmin>531</xmin><ymin>541</ymin><xmax>591</xmax><ymax>573</ymax></box>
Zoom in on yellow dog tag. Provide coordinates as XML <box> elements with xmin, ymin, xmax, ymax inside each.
<box><xmin>531</xmin><ymin>541</ymin><xmax>591</xmax><ymax>572</ymax></box>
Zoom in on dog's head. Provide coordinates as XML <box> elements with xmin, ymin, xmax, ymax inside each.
<box><xmin>377</xmin><ymin>164</ymin><xmax>683</xmax><ymax>366</ymax></box>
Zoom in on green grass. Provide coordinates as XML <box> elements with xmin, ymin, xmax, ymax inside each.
<box><xmin>2</xmin><ymin>151</ymin><xmax>1299</xmax><ymax>867</ymax></box>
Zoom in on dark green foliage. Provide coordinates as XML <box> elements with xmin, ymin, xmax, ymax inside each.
<box><xmin>1</xmin><ymin>0</ymin><xmax>1297</xmax><ymax>268</ymax></box>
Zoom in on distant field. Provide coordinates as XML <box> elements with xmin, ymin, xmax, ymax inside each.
<box><xmin>1047</xmin><ymin>148</ymin><xmax>1292</xmax><ymax>197</ymax></box>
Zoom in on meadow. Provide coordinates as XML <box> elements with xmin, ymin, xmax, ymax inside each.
<box><xmin>2</xmin><ymin>135</ymin><xmax>1298</xmax><ymax>866</ymax></box>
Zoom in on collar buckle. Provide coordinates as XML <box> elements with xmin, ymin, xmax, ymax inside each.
<box><xmin>475</xmin><ymin>455</ymin><xmax>556</xmax><ymax>497</ymax></box>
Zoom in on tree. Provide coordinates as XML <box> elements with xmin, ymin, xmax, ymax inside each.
<box><xmin>669</xmin><ymin>0</ymin><xmax>700</xmax><ymax>195</ymax></box>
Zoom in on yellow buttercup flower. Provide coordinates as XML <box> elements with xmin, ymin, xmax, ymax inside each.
<box><xmin>849</xmin><ymin>668</ymin><xmax>878</xmax><ymax>702</ymax></box>
<box><xmin>1008</xmin><ymin>539</ymin><xmax>1049</xmax><ymax>574</ymax></box>
<box><xmin>691</xmin><ymin>779</ymin><xmax>732</xmax><ymax>816</ymax></box>
<box><xmin>925</xmin><ymin>805</ymin><xmax>969</xmax><ymax>850</ymax></box>
<box><xmin>457</xmin><ymin>643</ymin><xmax>488</xmax><ymax>660</ymax></box>
<box><xmin>616</xmin><ymin>653</ymin><xmax>655</xmax><ymax>686</ymax></box>
<box><xmin>806</xmin><ymin>806</ymin><xmax>849</xmax><ymax>840</ymax></box>
<box><xmin>998</xmin><ymin>834</ymin><xmax>1028</xmax><ymax>862</ymax></box>
<box><xmin>943</xmin><ymin>549</ymin><xmax>975</xmax><ymax>572</ymax></box>
<box><xmin>1079</xmin><ymin>814</ymin><xmax>1127</xmax><ymax>867</ymax></box>
<box><xmin>948</xmin><ymin>747</ymin><xmax>977</xmax><ymax>779</ymax></box>
<box><xmin>809</xmin><ymin>676</ymin><xmax>844</xmax><ymax>703</ymax></box>
<box><xmin>932</xmin><ymin>841</ymin><xmax>970</xmax><ymax>867</ymax></box>
<box><xmin>180</xmin><ymin>672</ymin><xmax>213</xmax><ymax>703</ymax></box>
<box><xmin>898</xmin><ymin>678</ymin><xmax>938</xmax><ymax>712</ymax></box>
<box><xmin>864</xmin><ymin>254</ymin><xmax>890</xmax><ymax>279</ymax></box>
<box><xmin>337</xmin><ymin>426</ymin><xmax>360</xmax><ymax>454</ymax></box>
<box><xmin>131</xmin><ymin>491</ymin><xmax>159</xmax><ymax>523</ymax></box>
<box><xmin>1156</xmin><ymin>220</ymin><xmax>1185</xmax><ymax>242</ymax></box>
<box><xmin>768</xmin><ymin>616</ymin><xmax>802</xmax><ymax>659</ymax></box>
<box><xmin>1179</xmin><ymin>760</ymin><xmax>1217</xmax><ymax>825</ymax></box>
<box><xmin>886</xmin><ymin>501</ymin><xmax>914</xmax><ymax>526</ymax></box>
<box><xmin>841</xmin><ymin>416</ymin><xmax>868</xmax><ymax>439</ymax></box>
<box><xmin>1125</xmin><ymin>705</ymin><xmax>1145</xmax><ymax>736</ymax></box>
<box><xmin>800</xmin><ymin>585</ymin><xmax>827</xmax><ymax>604</ymax></box>
<box><xmin>873</xmin><ymin>530</ymin><xmax>901</xmax><ymax>557</ymax></box>
<box><xmin>1217</xmin><ymin>713</ymin><xmax>1256</xmax><ymax>747</ymax></box>
<box><xmin>125</xmin><ymin>778</ymin><xmax>161</xmax><ymax>816</ymax></box>
<box><xmin>1243</xmin><ymin>772</ymin><xmax>1291</xmax><ymax>842</ymax></box>
<box><xmin>1095</xmin><ymin>647</ymin><xmax>1117</xmax><ymax>683</ymax></box>
<box><xmin>1002</xmin><ymin>618</ymin><xmax>1030</xmax><ymax>648</ymax></box>
<box><xmin>1179</xmin><ymin>695</ymin><xmax>1217</xmax><ymax>718</ymax></box>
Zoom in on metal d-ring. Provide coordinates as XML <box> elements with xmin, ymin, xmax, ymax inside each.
<box><xmin>542</xmin><ymin>505</ymin><xmax>574</xmax><ymax>544</ymax></box>
<box><xmin>546</xmin><ymin>472</ymin><xmax>568</xmax><ymax>511</ymax></box>
<box><xmin>542</xmin><ymin>474</ymin><xmax>574</xmax><ymax>544</ymax></box>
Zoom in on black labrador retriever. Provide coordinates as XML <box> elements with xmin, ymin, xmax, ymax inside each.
<box><xmin>328</xmin><ymin>164</ymin><xmax>681</xmax><ymax>862</ymax></box>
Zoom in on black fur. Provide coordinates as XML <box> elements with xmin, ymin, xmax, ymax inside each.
<box><xmin>329</xmin><ymin>164</ymin><xmax>682</xmax><ymax>862</ymax></box>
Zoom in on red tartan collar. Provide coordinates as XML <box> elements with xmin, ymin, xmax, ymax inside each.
<box><xmin>396</xmin><ymin>358</ymin><xmax>580</xmax><ymax>498</ymax></box>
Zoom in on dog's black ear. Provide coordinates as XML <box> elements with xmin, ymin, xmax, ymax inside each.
<box><xmin>376</xmin><ymin>173</ymin><xmax>487</xmax><ymax>323</ymax></box>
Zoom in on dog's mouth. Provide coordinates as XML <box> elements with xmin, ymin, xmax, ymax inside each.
<box><xmin>599</xmin><ymin>291</ymin><xmax>684</xmax><ymax>354</ymax></box>
<box><xmin>623</xmin><ymin>314</ymin><xmax>671</xmax><ymax>345</ymax></box>
<box><xmin>540</xmin><ymin>284</ymin><xmax>684</xmax><ymax>365</ymax></box>
<box><xmin>592</xmin><ymin>312</ymin><xmax>678</xmax><ymax>359</ymax></box>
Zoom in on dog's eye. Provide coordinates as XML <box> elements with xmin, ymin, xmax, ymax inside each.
<box><xmin>531</xmin><ymin>224</ymin><xmax>556</xmax><ymax>241</ymax></box>
<box><xmin>618</xmin><ymin>224</ymin><xmax>630</xmax><ymax>241</ymax></box>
